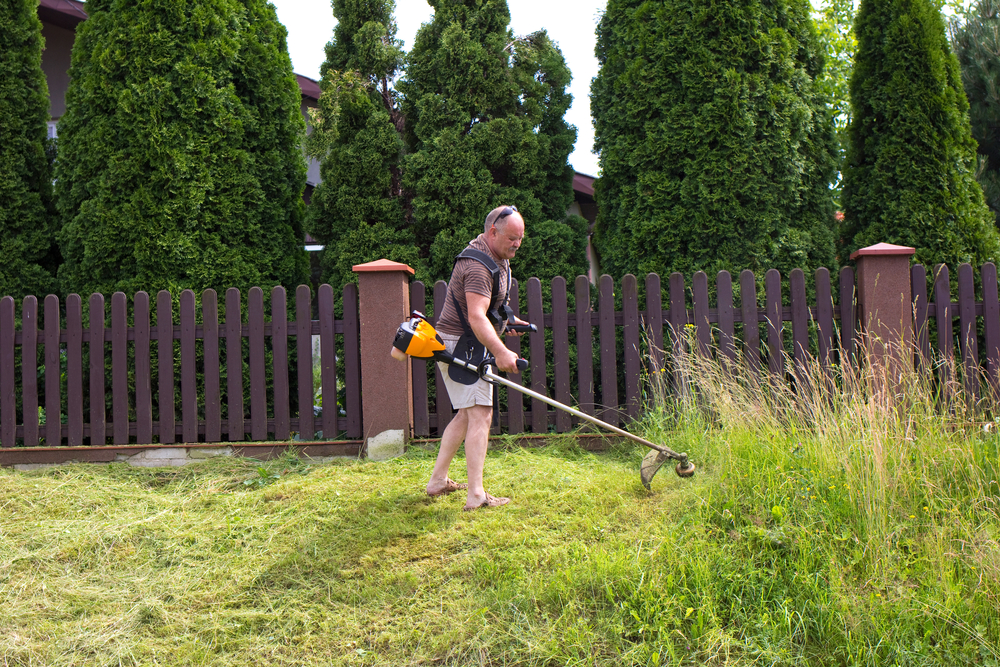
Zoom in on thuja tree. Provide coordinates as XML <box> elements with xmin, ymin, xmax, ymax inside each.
<box><xmin>306</xmin><ymin>0</ymin><xmax>419</xmax><ymax>291</ymax></box>
<box><xmin>56</xmin><ymin>0</ymin><xmax>309</xmax><ymax>298</ymax></box>
<box><xmin>0</xmin><ymin>0</ymin><xmax>59</xmax><ymax>300</ymax></box>
<box><xmin>398</xmin><ymin>0</ymin><xmax>583</xmax><ymax>284</ymax></box>
<box><xmin>840</xmin><ymin>0</ymin><xmax>999</xmax><ymax>268</ymax></box>
<box><xmin>591</xmin><ymin>0</ymin><xmax>838</xmax><ymax>282</ymax></box>
<box><xmin>951</xmin><ymin>0</ymin><xmax>1000</xmax><ymax>227</ymax></box>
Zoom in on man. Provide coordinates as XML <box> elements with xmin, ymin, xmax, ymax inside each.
<box><xmin>425</xmin><ymin>205</ymin><xmax>529</xmax><ymax>510</ymax></box>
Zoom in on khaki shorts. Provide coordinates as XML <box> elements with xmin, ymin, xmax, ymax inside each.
<box><xmin>437</xmin><ymin>333</ymin><xmax>493</xmax><ymax>409</ymax></box>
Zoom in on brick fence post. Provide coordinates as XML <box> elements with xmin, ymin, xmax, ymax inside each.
<box><xmin>850</xmin><ymin>242</ymin><xmax>916</xmax><ymax>385</ymax></box>
<box><xmin>353</xmin><ymin>259</ymin><xmax>415</xmax><ymax>460</ymax></box>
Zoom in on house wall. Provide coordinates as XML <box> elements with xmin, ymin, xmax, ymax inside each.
<box><xmin>41</xmin><ymin>22</ymin><xmax>74</xmax><ymax>120</ymax></box>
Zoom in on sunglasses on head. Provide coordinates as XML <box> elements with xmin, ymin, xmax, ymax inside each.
<box><xmin>492</xmin><ymin>205</ymin><xmax>518</xmax><ymax>227</ymax></box>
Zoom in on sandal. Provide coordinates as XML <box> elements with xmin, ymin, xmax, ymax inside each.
<box><xmin>426</xmin><ymin>478</ymin><xmax>468</xmax><ymax>497</ymax></box>
<box><xmin>463</xmin><ymin>493</ymin><xmax>510</xmax><ymax>511</ymax></box>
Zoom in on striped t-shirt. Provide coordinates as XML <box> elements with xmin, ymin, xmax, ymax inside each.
<box><xmin>436</xmin><ymin>234</ymin><xmax>510</xmax><ymax>337</ymax></box>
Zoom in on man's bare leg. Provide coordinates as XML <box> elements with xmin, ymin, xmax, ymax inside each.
<box><xmin>462</xmin><ymin>405</ymin><xmax>508</xmax><ymax>509</ymax></box>
<box><xmin>426</xmin><ymin>409</ymin><xmax>469</xmax><ymax>496</ymax></box>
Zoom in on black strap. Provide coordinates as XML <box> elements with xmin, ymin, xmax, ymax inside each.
<box><xmin>454</xmin><ymin>247</ymin><xmax>511</xmax><ymax>316</ymax></box>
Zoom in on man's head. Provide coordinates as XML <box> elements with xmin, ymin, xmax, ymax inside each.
<box><xmin>484</xmin><ymin>205</ymin><xmax>524</xmax><ymax>261</ymax></box>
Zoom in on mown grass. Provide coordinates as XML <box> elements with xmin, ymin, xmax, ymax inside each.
<box><xmin>2</xmin><ymin>350</ymin><xmax>999</xmax><ymax>665</ymax></box>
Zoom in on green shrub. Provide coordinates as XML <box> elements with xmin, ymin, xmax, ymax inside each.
<box><xmin>0</xmin><ymin>0</ymin><xmax>59</xmax><ymax>300</ymax></box>
<box><xmin>591</xmin><ymin>0</ymin><xmax>838</xmax><ymax>281</ymax></box>
<box><xmin>841</xmin><ymin>0</ymin><xmax>1000</xmax><ymax>268</ymax></box>
<box><xmin>55</xmin><ymin>0</ymin><xmax>309</xmax><ymax>298</ymax></box>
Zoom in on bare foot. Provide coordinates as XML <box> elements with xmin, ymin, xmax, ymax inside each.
<box><xmin>463</xmin><ymin>493</ymin><xmax>510</xmax><ymax>511</ymax></box>
<box><xmin>426</xmin><ymin>478</ymin><xmax>468</xmax><ymax>497</ymax></box>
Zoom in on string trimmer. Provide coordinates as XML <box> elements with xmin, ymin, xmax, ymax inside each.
<box><xmin>391</xmin><ymin>312</ymin><xmax>695</xmax><ymax>489</ymax></box>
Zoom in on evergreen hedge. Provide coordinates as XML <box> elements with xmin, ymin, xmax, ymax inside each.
<box><xmin>0</xmin><ymin>0</ymin><xmax>59</xmax><ymax>300</ymax></box>
<box><xmin>591</xmin><ymin>0</ymin><xmax>838</xmax><ymax>282</ymax></box>
<box><xmin>399</xmin><ymin>0</ymin><xmax>584</xmax><ymax>284</ymax></box>
<box><xmin>841</xmin><ymin>0</ymin><xmax>999</xmax><ymax>269</ymax></box>
<box><xmin>55</xmin><ymin>0</ymin><xmax>309</xmax><ymax>298</ymax></box>
<box><xmin>950</xmin><ymin>0</ymin><xmax>1000</xmax><ymax>228</ymax></box>
<box><xmin>306</xmin><ymin>0</ymin><xmax>416</xmax><ymax>292</ymax></box>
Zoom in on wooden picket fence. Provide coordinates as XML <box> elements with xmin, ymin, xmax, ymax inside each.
<box><xmin>0</xmin><ymin>284</ymin><xmax>362</xmax><ymax>454</ymax></box>
<box><xmin>3</xmin><ymin>259</ymin><xmax>1000</xmax><ymax>464</ymax></box>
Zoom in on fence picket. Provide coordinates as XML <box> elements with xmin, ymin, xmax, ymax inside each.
<box><xmin>839</xmin><ymin>267</ymin><xmax>856</xmax><ymax>366</ymax></box>
<box><xmin>933</xmin><ymin>264</ymin><xmax>954</xmax><ymax>399</ymax></box>
<box><xmin>112</xmin><ymin>292</ymin><xmax>129</xmax><ymax>444</ymax></box>
<box><xmin>295</xmin><ymin>285</ymin><xmax>314</xmax><ymax>440</ymax></box>
<box><xmin>22</xmin><ymin>297</ymin><xmax>38</xmax><ymax>446</ymax></box>
<box><xmin>912</xmin><ymin>265</ymin><xmax>930</xmax><ymax>368</ymax></box>
<box><xmin>692</xmin><ymin>272</ymin><xmax>711</xmax><ymax>358</ymax></box>
<box><xmin>669</xmin><ymin>272</ymin><xmax>687</xmax><ymax>395</ymax></box>
<box><xmin>0</xmin><ymin>297</ymin><xmax>14</xmax><ymax>447</ymax></box>
<box><xmin>576</xmin><ymin>276</ymin><xmax>594</xmax><ymax>418</ymax></box>
<box><xmin>343</xmin><ymin>283</ymin><xmax>362</xmax><ymax>439</ymax></box>
<box><xmin>226</xmin><ymin>288</ymin><xmax>244</xmax><ymax>441</ymax></box>
<box><xmin>45</xmin><ymin>295</ymin><xmax>61</xmax><ymax>445</ymax></box>
<box><xmin>410</xmin><ymin>282</ymin><xmax>430</xmax><ymax>436</ymax></box>
<box><xmin>135</xmin><ymin>292</ymin><xmax>153</xmax><ymax>444</ymax></box>
<box><xmin>623</xmin><ymin>274</ymin><xmax>642</xmax><ymax>421</ymax></box>
<box><xmin>248</xmin><ymin>287</ymin><xmax>267</xmax><ymax>440</ymax></box>
<box><xmin>982</xmin><ymin>263</ymin><xmax>1000</xmax><ymax>399</ymax></box>
<box><xmin>645</xmin><ymin>273</ymin><xmax>665</xmax><ymax>373</ymax></box>
<box><xmin>552</xmin><ymin>277</ymin><xmax>571</xmax><ymax>432</ymax></box>
<box><xmin>432</xmin><ymin>281</ymin><xmax>452</xmax><ymax>435</ymax></box>
<box><xmin>317</xmin><ymin>284</ymin><xmax>337</xmax><ymax>438</ymax></box>
<box><xmin>272</xmin><ymin>286</ymin><xmax>290</xmax><ymax>441</ymax></box>
<box><xmin>790</xmin><ymin>269</ymin><xmax>811</xmax><ymax>397</ymax></box>
<box><xmin>67</xmin><ymin>295</ymin><xmax>84</xmax><ymax>446</ymax></box>
<box><xmin>815</xmin><ymin>268</ymin><xmax>833</xmax><ymax>370</ymax></box>
<box><xmin>717</xmin><ymin>272</ymin><xmax>735</xmax><ymax>366</ymax></box>
<box><xmin>180</xmin><ymin>290</ymin><xmax>198</xmax><ymax>443</ymax></box>
<box><xmin>958</xmin><ymin>263</ymin><xmax>979</xmax><ymax>403</ymax></box>
<box><xmin>740</xmin><ymin>270</ymin><xmax>760</xmax><ymax>375</ymax></box>
<box><xmin>599</xmin><ymin>275</ymin><xmax>619</xmax><ymax>427</ymax></box>
<box><xmin>507</xmin><ymin>279</ymin><xmax>524</xmax><ymax>434</ymax></box>
<box><xmin>157</xmin><ymin>291</ymin><xmax>174</xmax><ymax>444</ymax></box>
<box><xmin>91</xmin><ymin>294</ymin><xmax>107</xmax><ymax>445</ymax></box>
<box><xmin>764</xmin><ymin>270</ymin><xmax>783</xmax><ymax>380</ymax></box>
<box><xmin>203</xmin><ymin>290</ymin><xmax>221</xmax><ymax>443</ymax></box>
<box><xmin>527</xmin><ymin>277</ymin><xmax>548</xmax><ymax>433</ymax></box>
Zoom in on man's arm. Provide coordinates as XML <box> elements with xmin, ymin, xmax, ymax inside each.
<box><xmin>466</xmin><ymin>292</ymin><xmax>520</xmax><ymax>373</ymax></box>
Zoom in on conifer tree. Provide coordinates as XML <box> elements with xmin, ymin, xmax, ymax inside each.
<box><xmin>591</xmin><ymin>0</ymin><xmax>838</xmax><ymax>282</ymax></box>
<box><xmin>399</xmin><ymin>0</ymin><xmax>583</xmax><ymax>284</ymax></box>
<box><xmin>306</xmin><ymin>0</ymin><xmax>418</xmax><ymax>291</ymax></box>
<box><xmin>950</xmin><ymin>0</ymin><xmax>1000</xmax><ymax>226</ymax></box>
<box><xmin>55</xmin><ymin>0</ymin><xmax>309</xmax><ymax>297</ymax></box>
<box><xmin>0</xmin><ymin>0</ymin><xmax>59</xmax><ymax>300</ymax></box>
<box><xmin>841</xmin><ymin>0</ymin><xmax>999</xmax><ymax>268</ymax></box>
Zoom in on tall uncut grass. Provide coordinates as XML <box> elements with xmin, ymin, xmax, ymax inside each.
<box><xmin>0</xmin><ymin>337</ymin><xmax>998</xmax><ymax>665</ymax></box>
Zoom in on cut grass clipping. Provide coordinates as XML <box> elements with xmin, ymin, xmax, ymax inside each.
<box><xmin>2</xmin><ymin>343</ymin><xmax>999</xmax><ymax>665</ymax></box>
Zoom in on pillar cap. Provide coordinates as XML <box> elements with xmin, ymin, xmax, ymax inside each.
<box><xmin>352</xmin><ymin>258</ymin><xmax>415</xmax><ymax>275</ymax></box>
<box><xmin>849</xmin><ymin>242</ymin><xmax>916</xmax><ymax>261</ymax></box>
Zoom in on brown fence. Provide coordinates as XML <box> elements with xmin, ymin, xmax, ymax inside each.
<box><xmin>410</xmin><ymin>262</ymin><xmax>1000</xmax><ymax>437</ymax></box>
<box><xmin>0</xmin><ymin>284</ymin><xmax>362</xmax><ymax>455</ymax></box>
<box><xmin>4</xmin><ymin>257</ymin><xmax>1000</xmax><ymax>463</ymax></box>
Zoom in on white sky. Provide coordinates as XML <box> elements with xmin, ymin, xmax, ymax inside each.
<box><xmin>269</xmin><ymin>0</ymin><xmax>606</xmax><ymax>177</ymax></box>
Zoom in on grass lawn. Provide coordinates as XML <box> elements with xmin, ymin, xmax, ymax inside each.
<box><xmin>2</xmin><ymin>362</ymin><xmax>1000</xmax><ymax>665</ymax></box>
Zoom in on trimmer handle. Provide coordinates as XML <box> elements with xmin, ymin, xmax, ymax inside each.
<box><xmin>516</xmin><ymin>358</ymin><xmax>528</xmax><ymax>371</ymax></box>
<box><xmin>508</xmin><ymin>324</ymin><xmax>537</xmax><ymax>333</ymax></box>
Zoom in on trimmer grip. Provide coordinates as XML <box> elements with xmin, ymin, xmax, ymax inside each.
<box><xmin>508</xmin><ymin>324</ymin><xmax>537</xmax><ymax>333</ymax></box>
<box><xmin>516</xmin><ymin>358</ymin><xmax>528</xmax><ymax>372</ymax></box>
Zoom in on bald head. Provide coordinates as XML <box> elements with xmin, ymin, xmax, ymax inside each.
<box><xmin>484</xmin><ymin>205</ymin><xmax>524</xmax><ymax>261</ymax></box>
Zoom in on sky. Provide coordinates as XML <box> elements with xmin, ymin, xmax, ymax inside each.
<box><xmin>269</xmin><ymin>0</ymin><xmax>607</xmax><ymax>177</ymax></box>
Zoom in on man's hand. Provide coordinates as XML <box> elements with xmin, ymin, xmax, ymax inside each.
<box><xmin>466</xmin><ymin>291</ymin><xmax>522</xmax><ymax>374</ymax></box>
<box><xmin>493</xmin><ymin>346</ymin><xmax>520</xmax><ymax>373</ymax></box>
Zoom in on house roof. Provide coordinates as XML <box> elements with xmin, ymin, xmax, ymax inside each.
<box><xmin>573</xmin><ymin>172</ymin><xmax>595</xmax><ymax>202</ymax></box>
<box><xmin>38</xmin><ymin>0</ymin><xmax>322</xmax><ymax>102</ymax></box>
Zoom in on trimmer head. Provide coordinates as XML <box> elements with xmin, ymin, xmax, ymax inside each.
<box><xmin>640</xmin><ymin>449</ymin><xmax>695</xmax><ymax>489</ymax></box>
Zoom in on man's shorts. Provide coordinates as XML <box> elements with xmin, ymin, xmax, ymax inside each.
<box><xmin>437</xmin><ymin>333</ymin><xmax>493</xmax><ymax>409</ymax></box>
